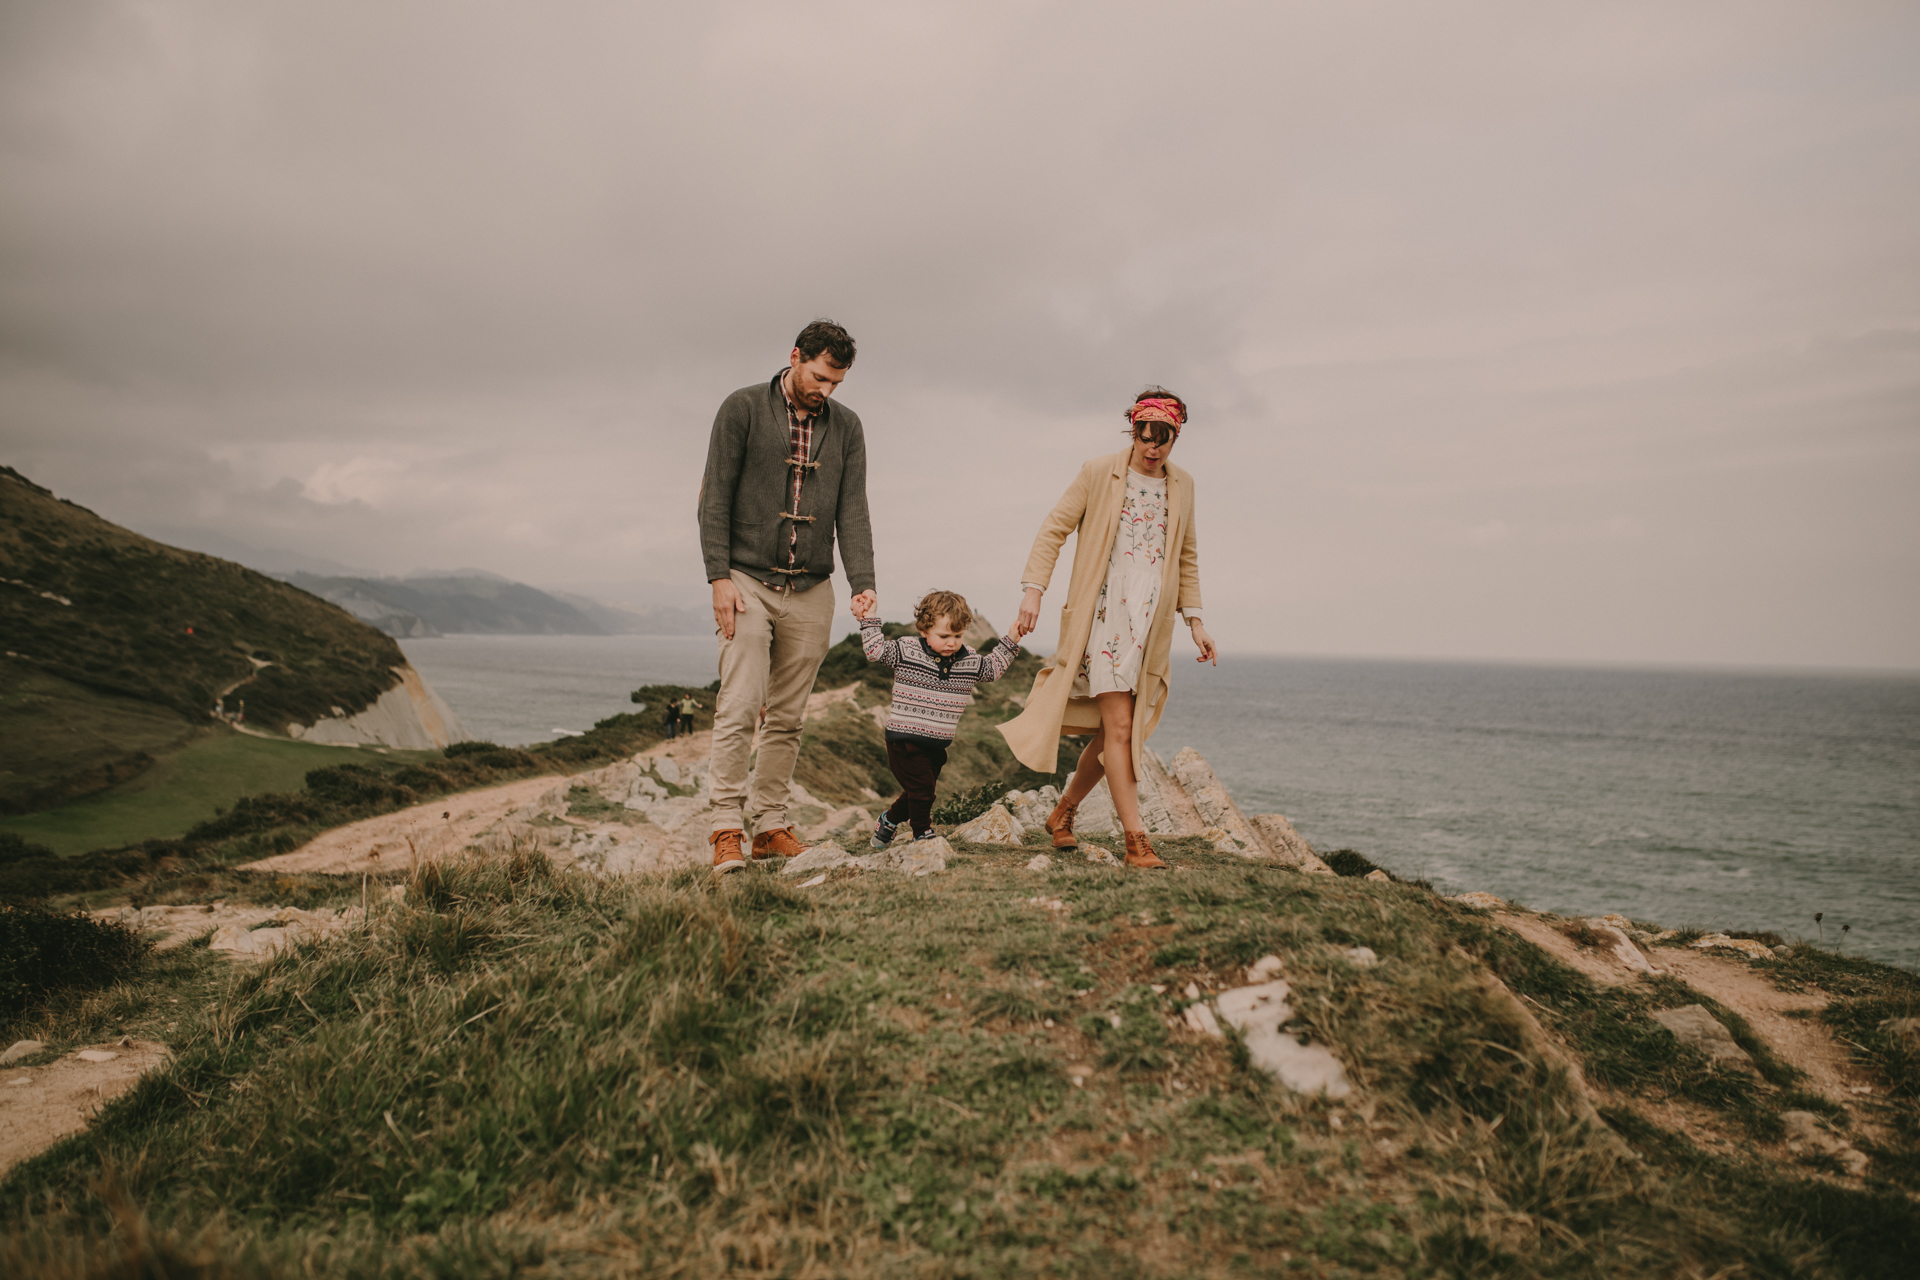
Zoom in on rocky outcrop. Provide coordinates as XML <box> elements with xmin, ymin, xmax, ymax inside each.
<box><xmin>1652</xmin><ymin>1005</ymin><xmax>1754</xmax><ymax>1071</ymax></box>
<box><xmin>287</xmin><ymin>663</ymin><xmax>467</xmax><ymax>749</ymax></box>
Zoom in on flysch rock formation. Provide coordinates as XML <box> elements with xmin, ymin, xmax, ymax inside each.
<box><xmin>287</xmin><ymin>662</ymin><xmax>467</xmax><ymax>749</ymax></box>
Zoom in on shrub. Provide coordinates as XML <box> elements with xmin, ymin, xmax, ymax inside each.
<box><xmin>0</xmin><ymin>902</ymin><xmax>150</xmax><ymax>1019</ymax></box>
<box><xmin>1323</xmin><ymin>848</ymin><xmax>1385</xmax><ymax>878</ymax></box>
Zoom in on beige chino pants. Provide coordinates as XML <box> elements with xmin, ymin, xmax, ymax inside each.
<box><xmin>708</xmin><ymin>570</ymin><xmax>835</xmax><ymax>835</ymax></box>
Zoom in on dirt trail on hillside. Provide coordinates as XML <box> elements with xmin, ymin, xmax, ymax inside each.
<box><xmin>1497</xmin><ymin>912</ymin><xmax>1868</xmax><ymax>1101</ymax></box>
<box><xmin>1</xmin><ymin>1041</ymin><xmax>171</xmax><ymax>1176</ymax></box>
<box><xmin>239</xmin><ymin>684</ymin><xmax>867</xmax><ymax>879</ymax></box>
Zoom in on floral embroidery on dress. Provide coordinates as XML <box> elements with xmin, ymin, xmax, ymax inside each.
<box><xmin>1076</xmin><ymin>470</ymin><xmax>1169</xmax><ymax>698</ymax></box>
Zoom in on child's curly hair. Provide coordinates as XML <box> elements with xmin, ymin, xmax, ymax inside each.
<box><xmin>913</xmin><ymin>590</ymin><xmax>973</xmax><ymax>636</ymax></box>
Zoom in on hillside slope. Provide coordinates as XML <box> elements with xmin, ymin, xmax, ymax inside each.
<box><xmin>0</xmin><ymin>467</ymin><xmax>438</xmax><ymax>811</ymax></box>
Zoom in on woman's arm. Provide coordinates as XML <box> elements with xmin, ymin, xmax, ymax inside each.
<box><xmin>1177</xmin><ymin>494</ymin><xmax>1215</xmax><ymax>663</ymax></box>
<box><xmin>1014</xmin><ymin>461</ymin><xmax>1095</xmax><ymax>632</ymax></box>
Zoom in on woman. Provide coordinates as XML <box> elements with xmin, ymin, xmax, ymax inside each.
<box><xmin>999</xmin><ymin>387</ymin><xmax>1216</xmax><ymax>868</ymax></box>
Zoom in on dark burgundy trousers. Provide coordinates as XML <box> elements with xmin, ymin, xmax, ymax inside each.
<box><xmin>885</xmin><ymin>737</ymin><xmax>949</xmax><ymax>836</ymax></box>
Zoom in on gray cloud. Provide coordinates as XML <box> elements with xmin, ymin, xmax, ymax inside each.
<box><xmin>3</xmin><ymin>1</ymin><xmax>1916</xmax><ymax>666</ymax></box>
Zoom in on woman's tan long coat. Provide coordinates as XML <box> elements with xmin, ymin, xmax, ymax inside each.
<box><xmin>997</xmin><ymin>451</ymin><xmax>1202</xmax><ymax>775</ymax></box>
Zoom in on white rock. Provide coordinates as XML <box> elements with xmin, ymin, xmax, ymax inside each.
<box><xmin>1004</xmin><ymin>786</ymin><xmax>1061</xmax><ymax>831</ymax></box>
<box><xmin>1</xmin><ymin>1040</ymin><xmax>44</xmax><ymax>1066</ymax></box>
<box><xmin>5</xmin><ymin>1074</ymin><xmax>30</xmax><ymax>1086</ymax></box>
<box><xmin>797</xmin><ymin>874</ymin><xmax>828</xmax><ymax>888</ymax></box>
<box><xmin>1450</xmin><ymin>892</ymin><xmax>1506</xmax><ymax>910</ymax></box>
<box><xmin>953</xmin><ymin>804</ymin><xmax>1024</xmax><ymax>845</ymax></box>
<box><xmin>1184</xmin><ymin>1003</ymin><xmax>1224</xmax><ymax>1038</ymax></box>
<box><xmin>1248</xmin><ymin>813</ymin><xmax>1333</xmax><ymax>873</ymax></box>
<box><xmin>779</xmin><ymin>836</ymin><xmax>949</xmax><ymax>877</ymax></box>
<box><xmin>75</xmin><ymin>1050</ymin><xmax>119</xmax><ymax>1063</ymax></box>
<box><xmin>780</xmin><ymin>840</ymin><xmax>862</xmax><ymax>875</ymax></box>
<box><xmin>1247</xmin><ymin>955</ymin><xmax>1285</xmax><ymax>983</ymax></box>
<box><xmin>1082</xmin><ymin>843</ymin><xmax>1119</xmax><ymax>866</ymax></box>
<box><xmin>1364</xmin><ymin>869</ymin><xmax>1390</xmax><ymax>883</ymax></box>
<box><xmin>1074</xmin><ymin>781</ymin><xmax>1121</xmax><ymax>836</ymax></box>
<box><xmin>1584</xmin><ymin>920</ymin><xmax>1655</xmax><ymax>974</ymax></box>
<box><xmin>1343</xmin><ymin>947</ymin><xmax>1379</xmax><ymax>968</ymax></box>
<box><xmin>1168</xmin><ymin>748</ymin><xmax>1265</xmax><ymax>853</ymax></box>
<box><xmin>655</xmin><ymin>756</ymin><xmax>682</xmax><ymax>787</ymax></box>
<box><xmin>1651</xmin><ymin>1005</ymin><xmax>1754</xmax><ymax>1070</ymax></box>
<box><xmin>1025</xmin><ymin>854</ymin><xmax>1053</xmax><ymax>871</ymax></box>
<box><xmin>1184</xmin><ymin>982</ymin><xmax>1201</xmax><ymax>1001</ymax></box>
<box><xmin>1214</xmin><ymin>978</ymin><xmax>1352</xmax><ymax>1098</ymax></box>
<box><xmin>1688</xmin><ymin>933</ymin><xmax>1776</xmax><ymax>961</ymax></box>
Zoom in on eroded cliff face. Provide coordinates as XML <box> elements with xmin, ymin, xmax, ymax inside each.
<box><xmin>286</xmin><ymin>663</ymin><xmax>467</xmax><ymax>749</ymax></box>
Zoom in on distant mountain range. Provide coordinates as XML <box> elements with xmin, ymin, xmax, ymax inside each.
<box><xmin>280</xmin><ymin>573</ymin><xmax>708</xmax><ymax>638</ymax></box>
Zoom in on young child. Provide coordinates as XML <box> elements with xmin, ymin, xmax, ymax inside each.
<box><xmin>858</xmin><ymin>590</ymin><xmax>1024</xmax><ymax>846</ymax></box>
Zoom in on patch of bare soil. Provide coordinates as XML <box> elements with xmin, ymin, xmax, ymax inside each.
<box><xmin>0</xmin><ymin>1041</ymin><xmax>170</xmax><ymax>1175</ymax></box>
<box><xmin>237</xmin><ymin>773</ymin><xmax>570</xmax><ymax>876</ymax></box>
<box><xmin>1495</xmin><ymin>912</ymin><xmax>1869</xmax><ymax>1103</ymax></box>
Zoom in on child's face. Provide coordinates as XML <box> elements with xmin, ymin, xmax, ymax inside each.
<box><xmin>921</xmin><ymin>615</ymin><xmax>967</xmax><ymax>655</ymax></box>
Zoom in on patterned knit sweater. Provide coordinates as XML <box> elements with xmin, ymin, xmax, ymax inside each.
<box><xmin>860</xmin><ymin>617</ymin><xmax>1021</xmax><ymax>743</ymax></box>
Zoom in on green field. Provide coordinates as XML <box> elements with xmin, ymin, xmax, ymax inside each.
<box><xmin>0</xmin><ymin>728</ymin><xmax>441</xmax><ymax>856</ymax></box>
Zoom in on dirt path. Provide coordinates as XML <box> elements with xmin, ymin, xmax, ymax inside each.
<box><xmin>1496</xmin><ymin>912</ymin><xmax>1867</xmax><ymax>1100</ymax></box>
<box><xmin>237</xmin><ymin>685</ymin><xmax>868</xmax><ymax>880</ymax></box>
<box><xmin>1</xmin><ymin>1041</ymin><xmax>171</xmax><ymax>1176</ymax></box>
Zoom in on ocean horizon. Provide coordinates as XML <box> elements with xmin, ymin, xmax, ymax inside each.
<box><xmin>400</xmin><ymin>634</ymin><xmax>1920</xmax><ymax>972</ymax></box>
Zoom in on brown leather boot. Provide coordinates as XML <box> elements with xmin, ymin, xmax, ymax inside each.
<box><xmin>1123</xmin><ymin>832</ymin><xmax>1168</xmax><ymax>869</ymax></box>
<box><xmin>751</xmin><ymin>826</ymin><xmax>807</xmax><ymax>860</ymax></box>
<box><xmin>1045</xmin><ymin>797</ymin><xmax>1080</xmax><ymax>850</ymax></box>
<box><xmin>709</xmin><ymin>828</ymin><xmax>746</xmax><ymax>875</ymax></box>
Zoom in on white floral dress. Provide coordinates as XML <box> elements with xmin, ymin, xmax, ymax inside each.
<box><xmin>1074</xmin><ymin>470</ymin><xmax>1168</xmax><ymax>697</ymax></box>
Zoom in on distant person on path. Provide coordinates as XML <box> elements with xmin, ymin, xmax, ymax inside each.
<box><xmin>676</xmin><ymin>693</ymin><xmax>700</xmax><ymax>738</ymax></box>
<box><xmin>699</xmin><ymin>319</ymin><xmax>876</xmax><ymax>874</ymax></box>
<box><xmin>998</xmin><ymin>387</ymin><xmax>1215</xmax><ymax>869</ymax></box>
<box><xmin>859</xmin><ymin>590</ymin><xmax>1023</xmax><ymax>847</ymax></box>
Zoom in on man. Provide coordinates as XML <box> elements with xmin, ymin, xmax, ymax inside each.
<box><xmin>698</xmin><ymin>319</ymin><xmax>876</xmax><ymax>874</ymax></box>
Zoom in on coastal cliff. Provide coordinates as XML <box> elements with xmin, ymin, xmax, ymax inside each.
<box><xmin>0</xmin><ymin>465</ymin><xmax>465</xmax><ymax>811</ymax></box>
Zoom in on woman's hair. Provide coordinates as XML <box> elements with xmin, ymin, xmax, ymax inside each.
<box><xmin>914</xmin><ymin>590</ymin><xmax>973</xmax><ymax>635</ymax></box>
<box><xmin>1121</xmin><ymin>385</ymin><xmax>1187</xmax><ymax>445</ymax></box>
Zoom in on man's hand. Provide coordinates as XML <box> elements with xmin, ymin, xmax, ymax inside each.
<box><xmin>849</xmin><ymin>589</ymin><xmax>877</xmax><ymax>620</ymax></box>
<box><xmin>712</xmin><ymin>578</ymin><xmax>746</xmax><ymax>640</ymax></box>
<box><xmin>1189</xmin><ymin>618</ymin><xmax>1218</xmax><ymax>665</ymax></box>
<box><xmin>1015</xmin><ymin>587</ymin><xmax>1042</xmax><ymax>639</ymax></box>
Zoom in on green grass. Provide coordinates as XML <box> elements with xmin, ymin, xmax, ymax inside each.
<box><xmin>0</xmin><ymin>663</ymin><xmax>202</xmax><ymax>814</ymax></box>
<box><xmin>0</xmin><ymin>728</ymin><xmax>443</xmax><ymax>856</ymax></box>
<box><xmin>8</xmin><ymin>842</ymin><xmax>1910</xmax><ymax>1277</ymax></box>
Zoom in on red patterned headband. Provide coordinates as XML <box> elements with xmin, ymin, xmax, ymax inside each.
<box><xmin>1129</xmin><ymin>397</ymin><xmax>1185</xmax><ymax>431</ymax></box>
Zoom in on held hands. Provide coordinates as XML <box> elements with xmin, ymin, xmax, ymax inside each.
<box><xmin>1014</xmin><ymin>587</ymin><xmax>1042</xmax><ymax>640</ymax></box>
<box><xmin>849</xmin><ymin>590</ymin><xmax>878</xmax><ymax>621</ymax></box>
<box><xmin>1189</xmin><ymin>618</ymin><xmax>1218</xmax><ymax>665</ymax></box>
<box><xmin>711</xmin><ymin>578</ymin><xmax>746</xmax><ymax>641</ymax></box>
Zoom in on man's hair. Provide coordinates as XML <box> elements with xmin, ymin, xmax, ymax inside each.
<box><xmin>795</xmin><ymin>319</ymin><xmax>857</xmax><ymax>367</ymax></box>
<box><xmin>913</xmin><ymin>590</ymin><xmax>973</xmax><ymax>636</ymax></box>
<box><xmin>1121</xmin><ymin>385</ymin><xmax>1187</xmax><ymax>445</ymax></box>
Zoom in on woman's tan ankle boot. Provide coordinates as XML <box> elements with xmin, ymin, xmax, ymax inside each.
<box><xmin>1045</xmin><ymin>798</ymin><xmax>1080</xmax><ymax>850</ymax></box>
<box><xmin>1123</xmin><ymin>832</ymin><xmax>1167</xmax><ymax>869</ymax></box>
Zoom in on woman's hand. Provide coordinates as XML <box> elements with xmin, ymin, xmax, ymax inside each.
<box><xmin>1015</xmin><ymin>587</ymin><xmax>1042</xmax><ymax>639</ymax></box>
<box><xmin>1189</xmin><ymin>618</ymin><xmax>1217</xmax><ymax>665</ymax></box>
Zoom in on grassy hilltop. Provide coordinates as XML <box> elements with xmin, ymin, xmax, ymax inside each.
<box><xmin>3</xmin><ymin>609</ymin><xmax>1916</xmax><ymax>1277</ymax></box>
<box><xmin>0</xmin><ymin>467</ymin><xmax>412</xmax><ymax>813</ymax></box>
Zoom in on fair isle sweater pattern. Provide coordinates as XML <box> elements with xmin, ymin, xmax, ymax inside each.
<box><xmin>861</xmin><ymin>617</ymin><xmax>1021</xmax><ymax>743</ymax></box>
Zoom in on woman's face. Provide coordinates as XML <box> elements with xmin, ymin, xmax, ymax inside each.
<box><xmin>1129</xmin><ymin>418</ymin><xmax>1177</xmax><ymax>473</ymax></box>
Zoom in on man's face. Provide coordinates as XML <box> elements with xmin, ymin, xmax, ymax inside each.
<box><xmin>922</xmin><ymin>615</ymin><xmax>966</xmax><ymax>656</ymax></box>
<box><xmin>787</xmin><ymin>349</ymin><xmax>849</xmax><ymax>411</ymax></box>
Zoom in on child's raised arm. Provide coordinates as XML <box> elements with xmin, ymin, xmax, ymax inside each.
<box><xmin>975</xmin><ymin>629</ymin><xmax>1023</xmax><ymax>683</ymax></box>
<box><xmin>859</xmin><ymin>614</ymin><xmax>903</xmax><ymax>669</ymax></box>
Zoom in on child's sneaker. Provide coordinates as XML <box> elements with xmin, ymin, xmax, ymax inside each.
<box><xmin>913</xmin><ymin>828</ymin><xmax>939</xmax><ymax>841</ymax></box>
<box><xmin>871</xmin><ymin>814</ymin><xmax>899</xmax><ymax>849</ymax></box>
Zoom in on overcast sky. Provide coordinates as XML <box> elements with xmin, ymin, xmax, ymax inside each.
<box><xmin>3</xmin><ymin>2</ymin><xmax>1915</xmax><ymax>668</ymax></box>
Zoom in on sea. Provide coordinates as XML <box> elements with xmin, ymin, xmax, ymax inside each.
<box><xmin>400</xmin><ymin>635</ymin><xmax>1920</xmax><ymax>972</ymax></box>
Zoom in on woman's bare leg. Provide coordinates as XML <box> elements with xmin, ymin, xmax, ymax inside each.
<box><xmin>1095</xmin><ymin>692</ymin><xmax>1147</xmax><ymax>834</ymax></box>
<box><xmin>1059</xmin><ymin>730</ymin><xmax>1107</xmax><ymax>806</ymax></box>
